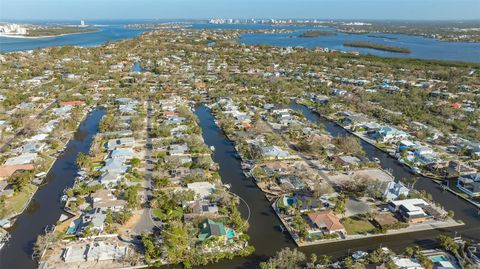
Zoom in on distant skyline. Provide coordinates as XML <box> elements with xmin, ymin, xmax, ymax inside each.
<box><xmin>1</xmin><ymin>0</ymin><xmax>480</xmax><ymax>21</ymax></box>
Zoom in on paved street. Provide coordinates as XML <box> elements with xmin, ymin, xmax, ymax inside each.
<box><xmin>133</xmin><ymin>97</ymin><xmax>156</xmax><ymax>234</ymax></box>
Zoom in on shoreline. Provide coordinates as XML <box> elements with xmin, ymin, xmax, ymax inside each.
<box><xmin>0</xmin><ymin>29</ymin><xmax>100</xmax><ymax>39</ymax></box>
<box><xmin>1</xmin><ymin>109</ymin><xmax>90</xmax><ymax>225</ymax></box>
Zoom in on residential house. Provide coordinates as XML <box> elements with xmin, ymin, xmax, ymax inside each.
<box><xmin>100</xmin><ymin>158</ymin><xmax>130</xmax><ymax>174</ymax></box>
<box><xmin>277</xmin><ymin>175</ymin><xmax>306</xmax><ymax>190</ymax></box>
<box><xmin>187</xmin><ymin>181</ymin><xmax>215</xmax><ymax>199</ymax></box>
<box><xmin>261</xmin><ymin>146</ymin><xmax>290</xmax><ymax>159</ymax></box>
<box><xmin>169</xmin><ymin>144</ymin><xmax>189</xmax><ymax>156</ymax></box>
<box><xmin>457</xmin><ymin>173</ymin><xmax>480</xmax><ymax>197</ymax></box>
<box><xmin>110</xmin><ymin>148</ymin><xmax>134</xmax><ymax>159</ymax></box>
<box><xmin>388</xmin><ymin>199</ymin><xmax>431</xmax><ymax>223</ymax></box>
<box><xmin>4</xmin><ymin>153</ymin><xmax>37</xmax><ymax>165</ymax></box>
<box><xmin>184</xmin><ymin>200</ymin><xmax>219</xmax><ymax>220</ymax></box>
<box><xmin>413</xmin><ymin>146</ymin><xmax>437</xmax><ymax>164</ymax></box>
<box><xmin>382</xmin><ymin>181</ymin><xmax>410</xmax><ymax>201</ymax></box>
<box><xmin>98</xmin><ymin>172</ymin><xmax>122</xmax><ymax>187</ymax></box>
<box><xmin>18</xmin><ymin>142</ymin><xmax>46</xmax><ymax>153</ymax></box>
<box><xmin>90</xmin><ymin>189</ymin><xmax>126</xmax><ymax>212</ymax></box>
<box><xmin>307</xmin><ymin>210</ymin><xmax>346</xmax><ymax>235</ymax></box>
<box><xmin>373</xmin><ymin>127</ymin><xmax>410</xmax><ymax>143</ymax></box>
<box><xmin>106</xmin><ymin>137</ymin><xmax>135</xmax><ymax>150</ymax></box>
<box><xmin>0</xmin><ymin>164</ymin><xmax>34</xmax><ymax>180</ymax></box>
<box><xmin>197</xmin><ymin>219</ymin><xmax>227</xmax><ymax>242</ymax></box>
<box><xmin>392</xmin><ymin>257</ymin><xmax>424</xmax><ymax>269</ymax></box>
<box><xmin>80</xmin><ymin>208</ymin><xmax>107</xmax><ymax>234</ymax></box>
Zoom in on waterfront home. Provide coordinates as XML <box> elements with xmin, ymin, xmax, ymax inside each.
<box><xmin>110</xmin><ymin>148</ymin><xmax>134</xmax><ymax>159</ymax></box>
<box><xmin>334</xmin><ymin>155</ymin><xmax>361</xmax><ymax>168</ymax></box>
<box><xmin>373</xmin><ymin>127</ymin><xmax>410</xmax><ymax>143</ymax></box>
<box><xmin>100</xmin><ymin>158</ymin><xmax>130</xmax><ymax>174</ymax></box>
<box><xmin>79</xmin><ymin>208</ymin><xmax>107</xmax><ymax>234</ymax></box>
<box><xmin>398</xmin><ymin>140</ymin><xmax>418</xmax><ymax>152</ymax></box>
<box><xmin>277</xmin><ymin>175</ymin><xmax>306</xmax><ymax>191</ymax></box>
<box><xmin>98</xmin><ymin>171</ymin><xmax>122</xmax><ymax>187</ymax></box>
<box><xmin>198</xmin><ymin>219</ymin><xmax>228</xmax><ymax>242</ymax></box>
<box><xmin>388</xmin><ymin>199</ymin><xmax>431</xmax><ymax>224</ymax></box>
<box><xmin>261</xmin><ymin>146</ymin><xmax>290</xmax><ymax>159</ymax></box>
<box><xmin>27</xmin><ymin>133</ymin><xmax>49</xmax><ymax>142</ymax></box>
<box><xmin>293</xmin><ymin>195</ymin><xmax>325</xmax><ymax>213</ymax></box>
<box><xmin>17</xmin><ymin>141</ymin><xmax>47</xmax><ymax>153</ymax></box>
<box><xmin>341</xmin><ymin>114</ymin><xmax>371</xmax><ymax>127</ymax></box>
<box><xmin>62</xmin><ymin>242</ymin><xmax>128</xmax><ymax>263</ymax></box>
<box><xmin>184</xmin><ymin>200</ymin><xmax>219</xmax><ymax>220</ymax></box>
<box><xmin>106</xmin><ymin>137</ymin><xmax>135</xmax><ymax>150</ymax></box>
<box><xmin>4</xmin><ymin>153</ymin><xmax>37</xmax><ymax>165</ymax></box>
<box><xmin>187</xmin><ymin>181</ymin><xmax>215</xmax><ymax>199</ymax></box>
<box><xmin>307</xmin><ymin>210</ymin><xmax>345</xmax><ymax>235</ymax></box>
<box><xmin>456</xmin><ymin>174</ymin><xmax>480</xmax><ymax>197</ymax></box>
<box><xmin>0</xmin><ymin>164</ymin><xmax>34</xmax><ymax>180</ymax></box>
<box><xmin>90</xmin><ymin>189</ymin><xmax>126</xmax><ymax>212</ymax></box>
<box><xmin>85</xmin><ymin>242</ymin><xmax>128</xmax><ymax>262</ymax></box>
<box><xmin>392</xmin><ymin>257</ymin><xmax>424</xmax><ymax>269</ymax></box>
<box><xmin>413</xmin><ymin>146</ymin><xmax>437</xmax><ymax>164</ymax></box>
<box><xmin>381</xmin><ymin>181</ymin><xmax>410</xmax><ymax>201</ymax></box>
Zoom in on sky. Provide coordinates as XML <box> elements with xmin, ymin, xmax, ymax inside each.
<box><xmin>1</xmin><ymin>0</ymin><xmax>479</xmax><ymax>21</ymax></box>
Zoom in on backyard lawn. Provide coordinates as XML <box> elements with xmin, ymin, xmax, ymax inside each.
<box><xmin>342</xmin><ymin>216</ymin><xmax>376</xmax><ymax>235</ymax></box>
<box><xmin>0</xmin><ymin>184</ymin><xmax>37</xmax><ymax>219</ymax></box>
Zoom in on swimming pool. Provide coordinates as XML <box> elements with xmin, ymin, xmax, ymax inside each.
<box><xmin>430</xmin><ymin>255</ymin><xmax>449</xmax><ymax>262</ymax></box>
<box><xmin>226</xmin><ymin>228</ymin><xmax>235</xmax><ymax>239</ymax></box>
<box><xmin>282</xmin><ymin>196</ymin><xmax>297</xmax><ymax>206</ymax></box>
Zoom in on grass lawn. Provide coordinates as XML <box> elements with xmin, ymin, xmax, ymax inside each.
<box><xmin>0</xmin><ymin>184</ymin><xmax>37</xmax><ymax>219</ymax></box>
<box><xmin>342</xmin><ymin>217</ymin><xmax>376</xmax><ymax>235</ymax></box>
<box><xmin>152</xmin><ymin>208</ymin><xmax>163</xmax><ymax>220</ymax></box>
<box><xmin>125</xmin><ymin>173</ymin><xmax>143</xmax><ymax>183</ymax></box>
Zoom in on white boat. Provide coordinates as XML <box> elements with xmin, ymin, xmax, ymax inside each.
<box><xmin>210</xmin><ymin>146</ymin><xmax>215</xmax><ymax>151</ymax></box>
<box><xmin>0</xmin><ymin>219</ymin><xmax>12</xmax><ymax>229</ymax></box>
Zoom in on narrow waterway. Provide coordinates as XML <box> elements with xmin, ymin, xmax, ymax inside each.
<box><xmin>194</xmin><ymin>103</ymin><xmax>480</xmax><ymax>268</ymax></box>
<box><xmin>0</xmin><ymin>108</ymin><xmax>105</xmax><ymax>269</ymax></box>
<box><xmin>195</xmin><ymin>104</ymin><xmax>295</xmax><ymax>268</ymax></box>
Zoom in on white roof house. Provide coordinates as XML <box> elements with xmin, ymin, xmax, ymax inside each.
<box><xmin>27</xmin><ymin>133</ymin><xmax>49</xmax><ymax>142</ymax></box>
<box><xmin>110</xmin><ymin>148</ymin><xmax>134</xmax><ymax>159</ymax></box>
<box><xmin>261</xmin><ymin>146</ymin><xmax>290</xmax><ymax>159</ymax></box>
<box><xmin>187</xmin><ymin>181</ymin><xmax>215</xmax><ymax>199</ymax></box>
<box><xmin>4</xmin><ymin>153</ymin><xmax>37</xmax><ymax>165</ymax></box>
<box><xmin>388</xmin><ymin>198</ymin><xmax>429</xmax><ymax>219</ymax></box>
<box><xmin>392</xmin><ymin>257</ymin><xmax>424</xmax><ymax>269</ymax></box>
<box><xmin>383</xmin><ymin>181</ymin><xmax>410</xmax><ymax>201</ymax></box>
<box><xmin>107</xmin><ymin>137</ymin><xmax>135</xmax><ymax>150</ymax></box>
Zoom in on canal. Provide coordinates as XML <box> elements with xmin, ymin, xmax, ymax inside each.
<box><xmin>0</xmin><ymin>108</ymin><xmax>105</xmax><ymax>269</ymax></box>
<box><xmin>194</xmin><ymin>103</ymin><xmax>480</xmax><ymax>268</ymax></box>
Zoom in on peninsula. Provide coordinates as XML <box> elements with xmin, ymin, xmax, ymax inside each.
<box><xmin>343</xmin><ymin>41</ymin><xmax>412</xmax><ymax>53</ymax></box>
